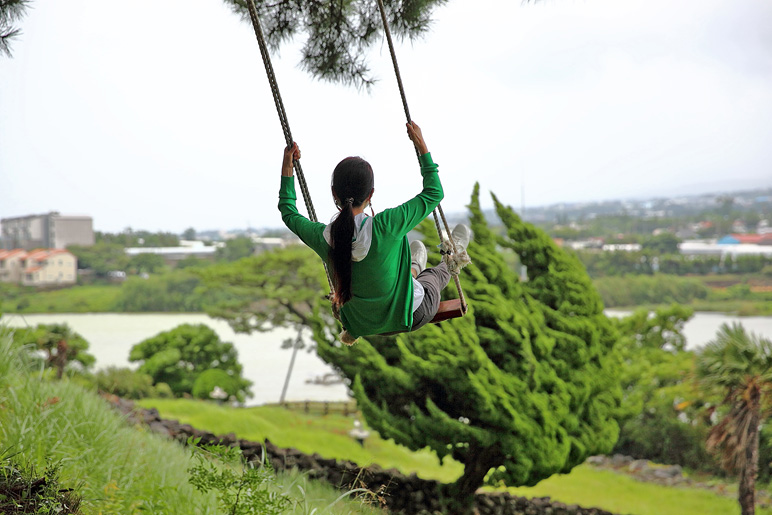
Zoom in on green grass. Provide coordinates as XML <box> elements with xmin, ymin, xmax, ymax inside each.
<box><xmin>141</xmin><ymin>398</ymin><xmax>772</xmax><ymax>515</ymax></box>
<box><xmin>0</xmin><ymin>331</ymin><xmax>385</xmax><ymax>514</ymax></box>
<box><xmin>137</xmin><ymin>398</ymin><xmax>464</xmax><ymax>483</ymax></box>
<box><xmin>505</xmin><ymin>465</ymin><xmax>772</xmax><ymax>515</ymax></box>
<box><xmin>0</xmin><ymin>283</ymin><xmax>122</xmax><ymax>313</ymax></box>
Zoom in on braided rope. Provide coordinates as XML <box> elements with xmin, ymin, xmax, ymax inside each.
<box><xmin>375</xmin><ymin>0</ymin><xmax>468</xmax><ymax>313</ymax></box>
<box><xmin>244</xmin><ymin>0</ymin><xmax>334</xmax><ymax>292</ymax></box>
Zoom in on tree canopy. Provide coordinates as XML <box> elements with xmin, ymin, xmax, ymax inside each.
<box><xmin>310</xmin><ymin>185</ymin><xmax>622</xmax><ymax>505</ymax></box>
<box><xmin>12</xmin><ymin>323</ymin><xmax>95</xmax><ymax>379</ymax></box>
<box><xmin>129</xmin><ymin>323</ymin><xmax>252</xmax><ymax>402</ymax></box>
<box><xmin>225</xmin><ymin>0</ymin><xmax>448</xmax><ymax>88</ymax></box>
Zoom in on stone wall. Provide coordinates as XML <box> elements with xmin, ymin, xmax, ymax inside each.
<box><xmin>107</xmin><ymin>396</ymin><xmax>617</xmax><ymax>515</ymax></box>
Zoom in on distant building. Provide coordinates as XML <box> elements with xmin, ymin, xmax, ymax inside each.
<box><xmin>0</xmin><ymin>249</ymin><xmax>77</xmax><ymax>286</ymax></box>
<box><xmin>717</xmin><ymin>234</ymin><xmax>772</xmax><ymax>245</ymax></box>
<box><xmin>1</xmin><ymin>212</ymin><xmax>94</xmax><ymax>250</ymax></box>
<box><xmin>0</xmin><ymin>249</ymin><xmax>27</xmax><ymax>283</ymax></box>
<box><xmin>124</xmin><ymin>240</ymin><xmax>218</xmax><ymax>264</ymax></box>
<box><xmin>680</xmin><ymin>241</ymin><xmax>772</xmax><ymax>257</ymax></box>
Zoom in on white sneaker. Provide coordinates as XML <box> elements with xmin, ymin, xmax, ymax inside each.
<box><xmin>410</xmin><ymin>240</ymin><xmax>427</xmax><ymax>276</ymax></box>
<box><xmin>451</xmin><ymin>224</ymin><xmax>471</xmax><ymax>253</ymax></box>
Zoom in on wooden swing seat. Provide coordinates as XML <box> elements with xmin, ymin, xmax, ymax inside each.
<box><xmin>430</xmin><ymin>298</ymin><xmax>466</xmax><ymax>324</ymax></box>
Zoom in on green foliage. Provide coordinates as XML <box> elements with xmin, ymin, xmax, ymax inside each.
<box><xmin>199</xmin><ymin>245</ymin><xmax>329</xmax><ymax>350</ymax></box>
<box><xmin>129</xmin><ymin>323</ymin><xmax>252</xmax><ymax>400</ymax></box>
<box><xmin>177</xmin><ymin>255</ymin><xmax>212</xmax><ymax>270</ymax></box>
<box><xmin>0</xmin><ymin>330</ymin><xmax>386</xmax><ymax>514</ymax></box>
<box><xmin>641</xmin><ymin>233</ymin><xmax>681</xmax><ymax>254</ymax></box>
<box><xmin>0</xmin><ymin>452</ymin><xmax>83</xmax><ymax>514</ymax></box>
<box><xmin>127</xmin><ymin>252</ymin><xmax>168</xmax><ymax>274</ymax></box>
<box><xmin>0</xmin><ymin>283</ymin><xmax>122</xmax><ymax>313</ymax></box>
<box><xmin>594</xmin><ymin>274</ymin><xmax>709</xmax><ymax>307</ymax></box>
<box><xmin>698</xmin><ymin>324</ymin><xmax>772</xmax><ymax>396</ymax></box>
<box><xmin>224</xmin><ymin>0</ymin><xmax>447</xmax><ymax>88</ymax></box>
<box><xmin>138</xmin><ymin>398</ymin><xmax>464</xmax><ymax>483</ymax></box>
<box><xmin>0</xmin><ymin>328</ymin><xmax>222</xmax><ymax>513</ymax></box>
<box><xmin>187</xmin><ymin>442</ymin><xmax>292</xmax><ymax>515</ymax></box>
<box><xmin>611</xmin><ymin>306</ymin><xmax>719</xmax><ymax>472</ymax></box>
<box><xmin>112</xmin><ymin>270</ymin><xmax>206</xmax><ymax>312</ymax></box>
<box><xmin>91</xmin><ymin>366</ymin><xmax>172</xmax><ymax>399</ymax></box>
<box><xmin>215</xmin><ymin>236</ymin><xmax>257</xmax><ymax>262</ymax></box>
<box><xmin>311</xmin><ymin>185</ymin><xmax>622</xmax><ymax>502</ymax></box>
<box><xmin>12</xmin><ymin>323</ymin><xmax>95</xmax><ymax>378</ymax></box>
<box><xmin>193</xmin><ymin>369</ymin><xmax>241</xmax><ymax>401</ymax></box>
<box><xmin>67</xmin><ymin>241</ymin><xmax>129</xmax><ymax>279</ymax></box>
<box><xmin>508</xmin><ymin>464</ymin><xmax>768</xmax><ymax>515</ymax></box>
<box><xmin>577</xmin><ymin>250</ymin><xmax>772</xmax><ymax>278</ymax></box>
<box><xmin>96</xmin><ymin>229</ymin><xmax>180</xmax><ymax>247</ymax></box>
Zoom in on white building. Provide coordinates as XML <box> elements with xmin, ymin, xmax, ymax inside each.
<box><xmin>679</xmin><ymin>241</ymin><xmax>772</xmax><ymax>257</ymax></box>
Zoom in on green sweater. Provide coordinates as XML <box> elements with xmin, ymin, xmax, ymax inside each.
<box><xmin>278</xmin><ymin>152</ymin><xmax>443</xmax><ymax>337</ymax></box>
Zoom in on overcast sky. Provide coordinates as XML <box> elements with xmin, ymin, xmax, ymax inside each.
<box><xmin>1</xmin><ymin>0</ymin><xmax>770</xmax><ymax>234</ymax></box>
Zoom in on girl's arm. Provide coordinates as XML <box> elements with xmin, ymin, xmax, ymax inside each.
<box><xmin>377</xmin><ymin>122</ymin><xmax>444</xmax><ymax>236</ymax></box>
<box><xmin>278</xmin><ymin>143</ymin><xmax>328</xmax><ymax>256</ymax></box>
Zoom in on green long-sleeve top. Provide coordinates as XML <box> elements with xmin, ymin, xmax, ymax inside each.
<box><xmin>278</xmin><ymin>152</ymin><xmax>443</xmax><ymax>337</ymax></box>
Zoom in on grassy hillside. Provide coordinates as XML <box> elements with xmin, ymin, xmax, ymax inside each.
<box><xmin>137</xmin><ymin>398</ymin><xmax>464</xmax><ymax>483</ymax></box>
<box><xmin>139</xmin><ymin>398</ymin><xmax>772</xmax><ymax>515</ymax></box>
<box><xmin>0</xmin><ymin>331</ymin><xmax>383</xmax><ymax>514</ymax></box>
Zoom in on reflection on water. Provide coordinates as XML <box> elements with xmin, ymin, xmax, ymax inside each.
<box><xmin>4</xmin><ymin>312</ymin><xmax>772</xmax><ymax>404</ymax></box>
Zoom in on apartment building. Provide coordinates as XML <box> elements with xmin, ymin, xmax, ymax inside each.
<box><xmin>0</xmin><ymin>249</ymin><xmax>77</xmax><ymax>287</ymax></box>
<box><xmin>1</xmin><ymin>212</ymin><xmax>94</xmax><ymax>250</ymax></box>
<box><xmin>0</xmin><ymin>249</ymin><xmax>27</xmax><ymax>283</ymax></box>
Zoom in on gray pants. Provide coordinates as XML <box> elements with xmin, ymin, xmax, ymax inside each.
<box><xmin>411</xmin><ymin>262</ymin><xmax>451</xmax><ymax>331</ymax></box>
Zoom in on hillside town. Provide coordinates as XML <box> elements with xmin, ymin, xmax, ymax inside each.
<box><xmin>2</xmin><ymin>188</ymin><xmax>771</xmax><ymax>288</ymax></box>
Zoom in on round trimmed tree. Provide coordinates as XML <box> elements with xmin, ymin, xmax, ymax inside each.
<box><xmin>129</xmin><ymin>323</ymin><xmax>252</xmax><ymax>401</ymax></box>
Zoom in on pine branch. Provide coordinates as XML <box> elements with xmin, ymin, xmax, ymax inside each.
<box><xmin>0</xmin><ymin>0</ymin><xmax>31</xmax><ymax>57</ymax></box>
<box><xmin>224</xmin><ymin>0</ymin><xmax>447</xmax><ymax>88</ymax></box>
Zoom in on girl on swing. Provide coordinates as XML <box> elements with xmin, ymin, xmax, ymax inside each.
<box><xmin>278</xmin><ymin>121</ymin><xmax>470</xmax><ymax>344</ymax></box>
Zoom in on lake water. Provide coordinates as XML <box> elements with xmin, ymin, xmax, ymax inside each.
<box><xmin>2</xmin><ymin>313</ymin><xmax>350</xmax><ymax>406</ymax></box>
<box><xmin>4</xmin><ymin>312</ymin><xmax>772</xmax><ymax>405</ymax></box>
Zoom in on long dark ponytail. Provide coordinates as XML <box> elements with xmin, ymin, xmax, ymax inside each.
<box><xmin>329</xmin><ymin>157</ymin><xmax>374</xmax><ymax>311</ymax></box>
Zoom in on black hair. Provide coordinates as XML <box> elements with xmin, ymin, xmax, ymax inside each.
<box><xmin>329</xmin><ymin>156</ymin><xmax>374</xmax><ymax>310</ymax></box>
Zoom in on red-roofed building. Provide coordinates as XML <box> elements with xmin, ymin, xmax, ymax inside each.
<box><xmin>0</xmin><ymin>249</ymin><xmax>27</xmax><ymax>283</ymax></box>
<box><xmin>0</xmin><ymin>249</ymin><xmax>77</xmax><ymax>286</ymax></box>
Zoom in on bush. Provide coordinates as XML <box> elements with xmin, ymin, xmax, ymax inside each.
<box><xmin>129</xmin><ymin>324</ymin><xmax>252</xmax><ymax>400</ymax></box>
<box><xmin>92</xmin><ymin>367</ymin><xmax>170</xmax><ymax>399</ymax></box>
<box><xmin>192</xmin><ymin>369</ymin><xmax>239</xmax><ymax>402</ymax></box>
<box><xmin>614</xmin><ymin>406</ymin><xmax>719</xmax><ymax>474</ymax></box>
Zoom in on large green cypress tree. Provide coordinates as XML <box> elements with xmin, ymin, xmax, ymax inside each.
<box><xmin>312</xmin><ymin>185</ymin><xmax>622</xmax><ymax>506</ymax></box>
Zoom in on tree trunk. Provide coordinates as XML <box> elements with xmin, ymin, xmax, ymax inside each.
<box><xmin>55</xmin><ymin>340</ymin><xmax>68</xmax><ymax>380</ymax></box>
<box><xmin>445</xmin><ymin>445</ymin><xmax>500</xmax><ymax>513</ymax></box>
<box><xmin>279</xmin><ymin>330</ymin><xmax>302</xmax><ymax>404</ymax></box>
<box><xmin>739</xmin><ymin>388</ymin><xmax>761</xmax><ymax>515</ymax></box>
